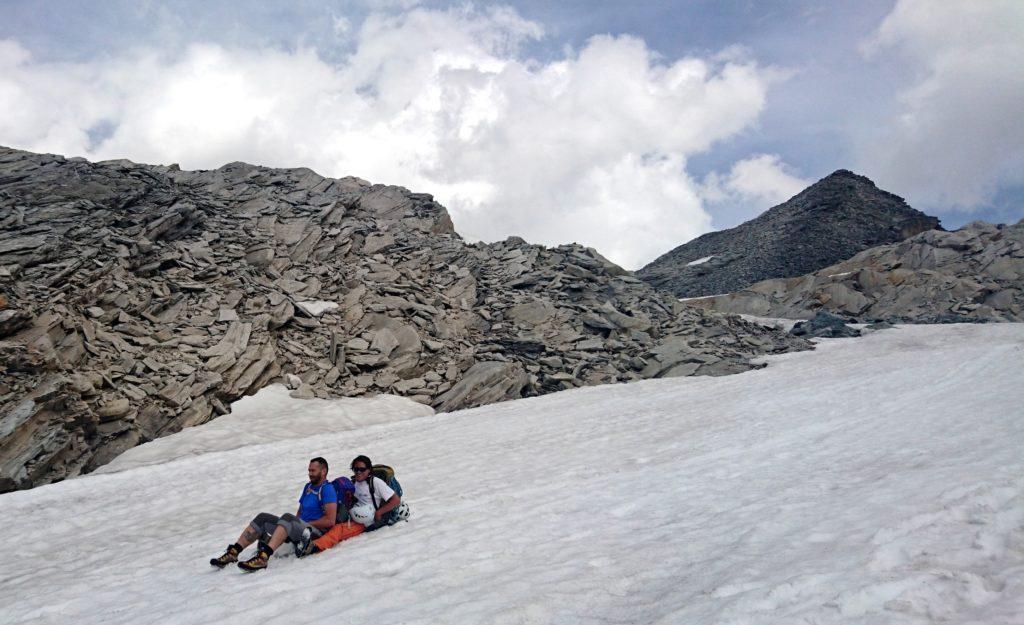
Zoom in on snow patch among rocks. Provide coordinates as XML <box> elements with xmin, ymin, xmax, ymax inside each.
<box><xmin>294</xmin><ymin>300</ymin><xmax>339</xmax><ymax>317</ymax></box>
<box><xmin>97</xmin><ymin>385</ymin><xmax>433</xmax><ymax>473</ymax></box>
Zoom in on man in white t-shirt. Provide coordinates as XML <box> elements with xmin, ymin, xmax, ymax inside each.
<box><xmin>349</xmin><ymin>454</ymin><xmax>400</xmax><ymax>529</ymax></box>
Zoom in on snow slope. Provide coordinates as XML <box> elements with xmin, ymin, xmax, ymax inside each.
<box><xmin>1</xmin><ymin>324</ymin><xmax>1022</xmax><ymax>625</ymax></box>
<box><xmin>96</xmin><ymin>386</ymin><xmax>434</xmax><ymax>474</ymax></box>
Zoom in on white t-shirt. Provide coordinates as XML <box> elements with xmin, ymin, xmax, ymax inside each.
<box><xmin>354</xmin><ymin>476</ymin><xmax>395</xmax><ymax>508</ymax></box>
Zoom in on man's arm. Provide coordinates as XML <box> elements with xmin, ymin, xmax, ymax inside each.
<box><xmin>374</xmin><ymin>494</ymin><xmax>400</xmax><ymax>523</ymax></box>
<box><xmin>310</xmin><ymin>502</ymin><xmax>337</xmax><ymax>531</ymax></box>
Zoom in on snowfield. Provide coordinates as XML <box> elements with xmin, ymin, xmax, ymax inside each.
<box><xmin>95</xmin><ymin>387</ymin><xmax>435</xmax><ymax>474</ymax></box>
<box><xmin>1</xmin><ymin>324</ymin><xmax>1022</xmax><ymax>625</ymax></box>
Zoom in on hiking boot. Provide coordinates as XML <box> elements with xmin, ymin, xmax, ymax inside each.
<box><xmin>296</xmin><ymin>538</ymin><xmax>320</xmax><ymax>558</ymax></box>
<box><xmin>209</xmin><ymin>543</ymin><xmax>241</xmax><ymax>569</ymax></box>
<box><xmin>237</xmin><ymin>543</ymin><xmax>274</xmax><ymax>572</ymax></box>
<box><xmin>294</xmin><ymin>528</ymin><xmax>321</xmax><ymax>557</ymax></box>
<box><xmin>295</xmin><ymin>528</ymin><xmax>315</xmax><ymax>558</ymax></box>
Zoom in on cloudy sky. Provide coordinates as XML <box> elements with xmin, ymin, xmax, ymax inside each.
<box><xmin>1</xmin><ymin>1</ymin><xmax>1021</xmax><ymax>269</ymax></box>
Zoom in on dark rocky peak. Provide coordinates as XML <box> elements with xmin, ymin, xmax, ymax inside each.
<box><xmin>819</xmin><ymin>169</ymin><xmax>872</xmax><ymax>183</ymax></box>
<box><xmin>759</xmin><ymin>169</ymin><xmax>912</xmax><ymax>221</ymax></box>
<box><xmin>637</xmin><ymin>170</ymin><xmax>941</xmax><ymax>298</ymax></box>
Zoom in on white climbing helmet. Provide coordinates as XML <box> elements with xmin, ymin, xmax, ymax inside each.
<box><xmin>393</xmin><ymin>502</ymin><xmax>411</xmax><ymax>522</ymax></box>
<box><xmin>350</xmin><ymin>503</ymin><xmax>375</xmax><ymax>527</ymax></box>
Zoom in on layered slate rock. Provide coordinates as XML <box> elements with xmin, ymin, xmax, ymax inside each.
<box><xmin>636</xmin><ymin>170</ymin><xmax>940</xmax><ymax>298</ymax></box>
<box><xmin>685</xmin><ymin>221</ymin><xmax>1024</xmax><ymax>323</ymax></box>
<box><xmin>789</xmin><ymin>311</ymin><xmax>861</xmax><ymax>339</ymax></box>
<box><xmin>0</xmin><ymin>146</ymin><xmax>809</xmax><ymax>491</ymax></box>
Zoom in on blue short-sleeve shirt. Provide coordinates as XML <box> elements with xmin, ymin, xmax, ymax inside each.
<box><xmin>298</xmin><ymin>482</ymin><xmax>337</xmax><ymax>522</ymax></box>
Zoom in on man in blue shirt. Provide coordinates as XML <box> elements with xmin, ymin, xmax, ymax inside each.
<box><xmin>210</xmin><ymin>457</ymin><xmax>338</xmax><ymax>572</ymax></box>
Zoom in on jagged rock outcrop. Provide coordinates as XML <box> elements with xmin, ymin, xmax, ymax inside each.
<box><xmin>685</xmin><ymin>221</ymin><xmax>1024</xmax><ymax>323</ymax></box>
<box><xmin>637</xmin><ymin>170</ymin><xmax>941</xmax><ymax>298</ymax></box>
<box><xmin>0</xmin><ymin>146</ymin><xmax>810</xmax><ymax>491</ymax></box>
<box><xmin>789</xmin><ymin>311</ymin><xmax>861</xmax><ymax>339</ymax></box>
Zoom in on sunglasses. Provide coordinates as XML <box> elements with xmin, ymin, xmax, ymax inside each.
<box><xmin>351</xmin><ymin>466</ymin><xmax>370</xmax><ymax>473</ymax></box>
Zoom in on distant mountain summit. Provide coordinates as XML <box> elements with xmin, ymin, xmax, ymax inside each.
<box><xmin>636</xmin><ymin>170</ymin><xmax>941</xmax><ymax>298</ymax></box>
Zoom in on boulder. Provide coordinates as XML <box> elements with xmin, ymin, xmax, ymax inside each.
<box><xmin>96</xmin><ymin>398</ymin><xmax>131</xmax><ymax>421</ymax></box>
<box><xmin>370</xmin><ymin>328</ymin><xmax>399</xmax><ymax>357</ymax></box>
<box><xmin>0</xmin><ymin>309</ymin><xmax>32</xmax><ymax>338</ymax></box>
<box><xmin>790</xmin><ymin>311</ymin><xmax>862</xmax><ymax>339</ymax></box>
<box><xmin>507</xmin><ymin>300</ymin><xmax>555</xmax><ymax>327</ymax></box>
<box><xmin>432</xmin><ymin>361</ymin><xmax>530</xmax><ymax>413</ymax></box>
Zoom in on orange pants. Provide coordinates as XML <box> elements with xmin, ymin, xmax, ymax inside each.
<box><xmin>313</xmin><ymin>520</ymin><xmax>365</xmax><ymax>551</ymax></box>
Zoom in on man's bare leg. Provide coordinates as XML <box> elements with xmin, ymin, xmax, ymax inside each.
<box><xmin>266</xmin><ymin>525</ymin><xmax>289</xmax><ymax>551</ymax></box>
<box><xmin>211</xmin><ymin>523</ymin><xmax>261</xmax><ymax>568</ymax></box>
<box><xmin>235</xmin><ymin>525</ymin><xmax>260</xmax><ymax>550</ymax></box>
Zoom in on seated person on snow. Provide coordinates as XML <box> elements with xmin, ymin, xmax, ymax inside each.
<box><xmin>210</xmin><ymin>456</ymin><xmax>337</xmax><ymax>571</ymax></box>
<box><xmin>296</xmin><ymin>454</ymin><xmax>403</xmax><ymax>557</ymax></box>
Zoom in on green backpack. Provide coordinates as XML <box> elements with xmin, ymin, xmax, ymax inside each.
<box><xmin>367</xmin><ymin>464</ymin><xmax>410</xmax><ymax>526</ymax></box>
<box><xmin>368</xmin><ymin>464</ymin><xmax>404</xmax><ymax>499</ymax></box>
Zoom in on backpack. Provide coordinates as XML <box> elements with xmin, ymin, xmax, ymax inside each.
<box><xmin>368</xmin><ymin>464</ymin><xmax>404</xmax><ymax>502</ymax></box>
<box><xmin>318</xmin><ymin>477</ymin><xmax>356</xmax><ymax>523</ymax></box>
<box><xmin>367</xmin><ymin>464</ymin><xmax>409</xmax><ymax>527</ymax></box>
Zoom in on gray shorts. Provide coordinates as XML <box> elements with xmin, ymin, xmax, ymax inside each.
<box><xmin>249</xmin><ymin>512</ymin><xmax>322</xmax><ymax>543</ymax></box>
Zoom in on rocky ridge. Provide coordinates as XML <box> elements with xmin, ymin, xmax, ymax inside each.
<box><xmin>684</xmin><ymin>221</ymin><xmax>1024</xmax><ymax>322</ymax></box>
<box><xmin>0</xmin><ymin>146</ymin><xmax>809</xmax><ymax>491</ymax></box>
<box><xmin>636</xmin><ymin>170</ymin><xmax>940</xmax><ymax>298</ymax></box>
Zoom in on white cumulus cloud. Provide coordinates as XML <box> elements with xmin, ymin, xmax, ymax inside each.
<box><xmin>860</xmin><ymin>0</ymin><xmax>1024</xmax><ymax>209</ymax></box>
<box><xmin>701</xmin><ymin>153</ymin><xmax>808</xmax><ymax>208</ymax></box>
<box><xmin>0</xmin><ymin>6</ymin><xmax>780</xmax><ymax>269</ymax></box>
